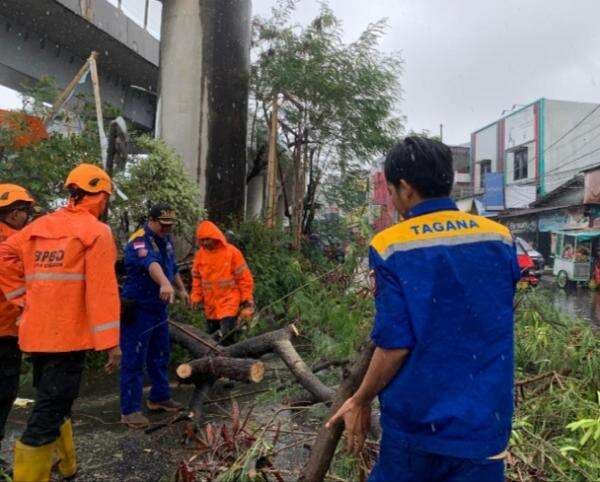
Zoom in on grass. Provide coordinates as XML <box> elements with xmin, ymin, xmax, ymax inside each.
<box><xmin>88</xmin><ymin>222</ymin><xmax>599</xmax><ymax>481</ymax></box>
<box><xmin>509</xmin><ymin>289</ymin><xmax>600</xmax><ymax>481</ymax></box>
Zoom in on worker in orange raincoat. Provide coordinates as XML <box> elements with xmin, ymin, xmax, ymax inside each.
<box><xmin>0</xmin><ymin>184</ymin><xmax>35</xmax><ymax>473</ymax></box>
<box><xmin>190</xmin><ymin>221</ymin><xmax>254</xmax><ymax>344</ymax></box>
<box><xmin>0</xmin><ymin>164</ymin><xmax>121</xmax><ymax>482</ymax></box>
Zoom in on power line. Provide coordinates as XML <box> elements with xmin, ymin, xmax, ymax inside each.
<box><xmin>537</xmin><ymin>130</ymin><xmax>600</xmax><ymax>181</ymax></box>
<box><xmin>477</xmin><ymin>102</ymin><xmax>600</xmax><ymax>185</ymax></box>
<box><xmin>541</xmin><ymin>103</ymin><xmax>600</xmax><ymax>155</ymax></box>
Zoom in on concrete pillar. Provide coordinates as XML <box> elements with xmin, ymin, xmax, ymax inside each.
<box><xmin>157</xmin><ymin>0</ymin><xmax>203</xmax><ymax>190</ymax></box>
<box><xmin>158</xmin><ymin>0</ymin><xmax>251</xmax><ymax>224</ymax></box>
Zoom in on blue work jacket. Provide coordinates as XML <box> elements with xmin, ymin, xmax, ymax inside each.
<box><xmin>369</xmin><ymin>197</ymin><xmax>520</xmax><ymax>459</ymax></box>
<box><xmin>121</xmin><ymin>224</ymin><xmax>178</xmax><ymax>308</ymax></box>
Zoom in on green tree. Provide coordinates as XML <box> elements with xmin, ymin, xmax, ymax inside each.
<box><xmin>0</xmin><ymin>133</ymin><xmax>100</xmax><ymax>209</ymax></box>
<box><xmin>110</xmin><ymin>135</ymin><xmax>202</xmax><ymax>249</ymax></box>
<box><xmin>0</xmin><ymin>76</ymin><xmax>106</xmax><ymax>209</ymax></box>
<box><xmin>251</xmin><ymin>0</ymin><xmax>403</xmax><ymax>244</ymax></box>
<box><xmin>0</xmin><ymin>81</ymin><xmax>201</xmax><ymax>252</ymax></box>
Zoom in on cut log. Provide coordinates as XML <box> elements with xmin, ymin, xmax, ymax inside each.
<box><xmin>298</xmin><ymin>342</ymin><xmax>375</xmax><ymax>482</ymax></box>
<box><xmin>177</xmin><ymin>357</ymin><xmax>265</xmax><ymax>383</ymax></box>
<box><xmin>170</xmin><ymin>322</ymin><xmax>344</xmax><ymax>422</ymax></box>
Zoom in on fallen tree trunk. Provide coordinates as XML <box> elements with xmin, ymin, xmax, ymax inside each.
<box><xmin>177</xmin><ymin>357</ymin><xmax>265</xmax><ymax>383</ymax></box>
<box><xmin>298</xmin><ymin>342</ymin><xmax>375</xmax><ymax>482</ymax></box>
<box><xmin>226</xmin><ymin>324</ymin><xmax>299</xmax><ymax>358</ymax></box>
<box><xmin>189</xmin><ymin>377</ymin><xmax>214</xmax><ymax>423</ymax></box>
<box><xmin>171</xmin><ymin>322</ymin><xmax>333</xmax><ymax>410</ymax></box>
<box><xmin>273</xmin><ymin>339</ymin><xmax>334</xmax><ymax>402</ymax></box>
<box><xmin>169</xmin><ymin>321</ymin><xmax>223</xmax><ymax>358</ymax></box>
<box><xmin>169</xmin><ymin>321</ymin><xmax>298</xmax><ymax>360</ymax></box>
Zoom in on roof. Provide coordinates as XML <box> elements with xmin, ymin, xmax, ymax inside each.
<box><xmin>553</xmin><ymin>228</ymin><xmax>600</xmax><ymax>240</ymax></box>
<box><xmin>580</xmin><ymin>162</ymin><xmax>600</xmax><ymax>173</ymax></box>
<box><xmin>472</xmin><ymin>98</ymin><xmax>544</xmax><ymax>135</ymax></box>
<box><xmin>530</xmin><ymin>174</ymin><xmax>584</xmax><ymax>207</ymax></box>
<box><xmin>496</xmin><ymin>204</ymin><xmax>580</xmax><ymax>219</ymax></box>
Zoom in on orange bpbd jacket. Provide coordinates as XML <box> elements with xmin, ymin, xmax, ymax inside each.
<box><xmin>0</xmin><ymin>198</ymin><xmax>120</xmax><ymax>352</ymax></box>
<box><xmin>191</xmin><ymin>221</ymin><xmax>254</xmax><ymax>320</ymax></box>
<box><xmin>0</xmin><ymin>222</ymin><xmax>22</xmax><ymax>337</ymax></box>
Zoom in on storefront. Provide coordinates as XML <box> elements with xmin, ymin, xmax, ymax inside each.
<box><xmin>503</xmin><ymin>215</ymin><xmax>538</xmax><ymax>243</ymax></box>
<box><xmin>499</xmin><ymin>205</ymin><xmax>590</xmax><ymax>266</ymax></box>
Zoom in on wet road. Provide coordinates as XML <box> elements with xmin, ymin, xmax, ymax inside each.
<box><xmin>541</xmin><ymin>277</ymin><xmax>600</xmax><ymax>328</ymax></box>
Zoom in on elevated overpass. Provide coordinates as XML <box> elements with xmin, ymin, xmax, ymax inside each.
<box><xmin>1</xmin><ymin>0</ymin><xmax>253</xmax><ymax>222</ymax></box>
<box><xmin>0</xmin><ymin>0</ymin><xmax>160</xmax><ymax>129</ymax></box>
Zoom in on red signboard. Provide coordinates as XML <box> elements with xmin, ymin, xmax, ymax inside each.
<box><xmin>371</xmin><ymin>170</ymin><xmax>398</xmax><ymax>231</ymax></box>
<box><xmin>584</xmin><ymin>168</ymin><xmax>600</xmax><ymax>204</ymax></box>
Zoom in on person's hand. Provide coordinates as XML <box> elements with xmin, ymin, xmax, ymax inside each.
<box><xmin>239</xmin><ymin>300</ymin><xmax>255</xmax><ymax>320</ymax></box>
<box><xmin>160</xmin><ymin>282</ymin><xmax>175</xmax><ymax>304</ymax></box>
<box><xmin>178</xmin><ymin>289</ymin><xmax>190</xmax><ymax>305</ymax></box>
<box><xmin>325</xmin><ymin>396</ymin><xmax>371</xmax><ymax>455</ymax></box>
<box><xmin>189</xmin><ymin>300</ymin><xmax>203</xmax><ymax>311</ymax></box>
<box><xmin>104</xmin><ymin>346</ymin><xmax>122</xmax><ymax>374</ymax></box>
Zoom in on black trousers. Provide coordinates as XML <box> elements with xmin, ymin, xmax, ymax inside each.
<box><xmin>21</xmin><ymin>351</ymin><xmax>86</xmax><ymax>447</ymax></box>
<box><xmin>206</xmin><ymin>317</ymin><xmax>237</xmax><ymax>345</ymax></box>
<box><xmin>0</xmin><ymin>337</ymin><xmax>21</xmax><ymax>442</ymax></box>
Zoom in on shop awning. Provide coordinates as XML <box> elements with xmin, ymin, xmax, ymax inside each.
<box><xmin>553</xmin><ymin>229</ymin><xmax>600</xmax><ymax>241</ymax></box>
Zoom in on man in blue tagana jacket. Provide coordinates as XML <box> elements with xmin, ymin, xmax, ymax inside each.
<box><xmin>327</xmin><ymin>136</ymin><xmax>520</xmax><ymax>482</ymax></box>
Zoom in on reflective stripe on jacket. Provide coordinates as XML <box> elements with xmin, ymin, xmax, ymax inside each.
<box><xmin>191</xmin><ymin>221</ymin><xmax>254</xmax><ymax>319</ymax></box>
<box><xmin>0</xmin><ymin>199</ymin><xmax>120</xmax><ymax>352</ymax></box>
<box><xmin>0</xmin><ymin>222</ymin><xmax>22</xmax><ymax>337</ymax></box>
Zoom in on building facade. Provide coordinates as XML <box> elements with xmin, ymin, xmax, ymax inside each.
<box><xmin>472</xmin><ymin>98</ymin><xmax>600</xmax><ymax>209</ymax></box>
<box><xmin>466</xmin><ymin>99</ymin><xmax>600</xmax><ymax>264</ymax></box>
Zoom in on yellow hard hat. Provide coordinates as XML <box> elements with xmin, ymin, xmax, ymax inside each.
<box><xmin>65</xmin><ymin>163</ymin><xmax>112</xmax><ymax>195</ymax></box>
<box><xmin>0</xmin><ymin>184</ymin><xmax>35</xmax><ymax>208</ymax></box>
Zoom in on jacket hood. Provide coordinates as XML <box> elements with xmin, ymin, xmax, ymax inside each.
<box><xmin>66</xmin><ymin>194</ymin><xmax>107</xmax><ymax>219</ymax></box>
<box><xmin>25</xmin><ymin>198</ymin><xmax>106</xmax><ymax>247</ymax></box>
<box><xmin>196</xmin><ymin>221</ymin><xmax>227</xmax><ymax>245</ymax></box>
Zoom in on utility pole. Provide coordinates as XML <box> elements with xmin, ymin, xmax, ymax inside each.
<box><xmin>265</xmin><ymin>97</ymin><xmax>279</xmax><ymax>228</ymax></box>
<box><xmin>439</xmin><ymin>123</ymin><xmax>444</xmax><ymax>142</ymax></box>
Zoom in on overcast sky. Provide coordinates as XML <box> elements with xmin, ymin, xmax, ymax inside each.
<box><xmin>2</xmin><ymin>0</ymin><xmax>600</xmax><ymax>145</ymax></box>
<box><xmin>253</xmin><ymin>0</ymin><xmax>600</xmax><ymax>145</ymax></box>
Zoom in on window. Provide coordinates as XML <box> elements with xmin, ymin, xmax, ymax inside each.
<box><xmin>479</xmin><ymin>159</ymin><xmax>492</xmax><ymax>188</ymax></box>
<box><xmin>121</xmin><ymin>0</ymin><xmax>146</xmax><ymax>27</ymax></box>
<box><xmin>146</xmin><ymin>1</ymin><xmax>162</xmax><ymax>38</ymax></box>
<box><xmin>514</xmin><ymin>147</ymin><xmax>528</xmax><ymax>181</ymax></box>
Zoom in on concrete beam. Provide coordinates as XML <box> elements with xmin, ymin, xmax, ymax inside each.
<box><xmin>0</xmin><ymin>12</ymin><xmax>155</xmax><ymax>129</ymax></box>
<box><xmin>0</xmin><ymin>0</ymin><xmax>159</xmax><ymax>91</ymax></box>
